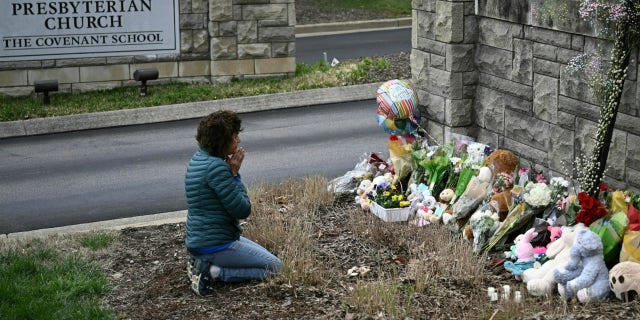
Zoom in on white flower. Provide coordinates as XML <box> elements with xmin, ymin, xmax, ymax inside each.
<box><xmin>523</xmin><ymin>182</ymin><xmax>552</xmax><ymax>208</ymax></box>
<box><xmin>550</xmin><ymin>177</ymin><xmax>569</xmax><ymax>188</ymax></box>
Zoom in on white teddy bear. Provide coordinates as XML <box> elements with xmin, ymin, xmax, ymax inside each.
<box><xmin>522</xmin><ymin>223</ymin><xmax>586</xmax><ymax>297</ymax></box>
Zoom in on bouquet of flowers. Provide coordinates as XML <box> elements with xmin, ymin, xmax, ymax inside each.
<box><xmin>373</xmin><ymin>183</ymin><xmax>410</xmax><ymax>209</ymax></box>
<box><xmin>483</xmin><ymin>181</ymin><xmax>554</xmax><ymax>253</ymax></box>
<box><xmin>575</xmin><ymin>191</ymin><xmax>608</xmax><ymax>227</ymax></box>
<box><xmin>493</xmin><ymin>172</ymin><xmax>515</xmax><ymax>194</ymax></box>
<box><xmin>523</xmin><ymin>182</ymin><xmax>552</xmax><ymax>209</ymax></box>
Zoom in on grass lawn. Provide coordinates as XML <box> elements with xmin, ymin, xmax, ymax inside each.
<box><xmin>0</xmin><ymin>58</ymin><xmax>390</xmax><ymax>122</ymax></box>
<box><xmin>0</xmin><ymin>234</ymin><xmax>117</xmax><ymax>320</ymax></box>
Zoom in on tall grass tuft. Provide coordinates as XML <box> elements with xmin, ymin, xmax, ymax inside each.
<box><xmin>244</xmin><ymin>176</ymin><xmax>335</xmax><ymax>287</ymax></box>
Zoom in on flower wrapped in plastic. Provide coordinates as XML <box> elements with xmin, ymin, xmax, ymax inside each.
<box><xmin>468</xmin><ymin>203</ymin><xmax>501</xmax><ymax>253</ymax></box>
<box><xmin>482</xmin><ymin>182</ymin><xmax>553</xmax><ymax>253</ymax></box>
<box><xmin>422</xmin><ymin>154</ymin><xmax>450</xmax><ymax>194</ymax></box>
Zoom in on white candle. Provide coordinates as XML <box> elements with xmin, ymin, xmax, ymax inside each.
<box><xmin>502</xmin><ymin>285</ymin><xmax>511</xmax><ymax>299</ymax></box>
<box><xmin>487</xmin><ymin>287</ymin><xmax>495</xmax><ymax>298</ymax></box>
<box><xmin>514</xmin><ymin>291</ymin><xmax>522</xmax><ymax>303</ymax></box>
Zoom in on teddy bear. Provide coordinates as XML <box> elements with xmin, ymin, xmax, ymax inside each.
<box><xmin>355</xmin><ymin>179</ymin><xmax>374</xmax><ymax>211</ymax></box>
<box><xmin>553</xmin><ymin>228</ymin><xmax>611</xmax><ymax>303</ymax></box>
<box><xmin>504</xmin><ymin>228</ymin><xmax>538</xmax><ymax>280</ymax></box>
<box><xmin>484</xmin><ymin>149</ymin><xmax>518</xmax><ymax>176</ymax></box>
<box><xmin>522</xmin><ymin>224</ymin><xmax>586</xmax><ymax>297</ymax></box>
<box><xmin>437</xmin><ymin>188</ymin><xmax>456</xmax><ymax>223</ymax></box>
<box><xmin>411</xmin><ymin>195</ymin><xmax>438</xmax><ymax>227</ymax></box>
<box><xmin>450</xmin><ymin>166</ymin><xmax>492</xmax><ymax>230</ymax></box>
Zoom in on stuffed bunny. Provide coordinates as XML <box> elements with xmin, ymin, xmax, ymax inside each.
<box><xmin>504</xmin><ymin>228</ymin><xmax>537</xmax><ymax>280</ymax></box>
<box><xmin>553</xmin><ymin>229</ymin><xmax>611</xmax><ymax>303</ymax></box>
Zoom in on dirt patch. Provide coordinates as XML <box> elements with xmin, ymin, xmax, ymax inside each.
<box><xmin>99</xmin><ymin>197</ymin><xmax>640</xmax><ymax>319</ymax></box>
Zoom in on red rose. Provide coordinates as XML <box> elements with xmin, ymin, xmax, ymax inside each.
<box><xmin>575</xmin><ymin>192</ymin><xmax>607</xmax><ymax>227</ymax></box>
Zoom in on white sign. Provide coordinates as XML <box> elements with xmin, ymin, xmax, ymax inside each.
<box><xmin>0</xmin><ymin>0</ymin><xmax>180</xmax><ymax>61</ymax></box>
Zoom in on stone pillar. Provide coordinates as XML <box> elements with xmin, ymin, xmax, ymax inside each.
<box><xmin>411</xmin><ymin>0</ymin><xmax>477</xmax><ymax>145</ymax></box>
<box><xmin>209</xmin><ymin>0</ymin><xmax>296</xmax><ymax>82</ymax></box>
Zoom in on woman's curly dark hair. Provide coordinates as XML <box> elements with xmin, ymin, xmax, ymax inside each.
<box><xmin>196</xmin><ymin>110</ymin><xmax>242</xmax><ymax>158</ymax></box>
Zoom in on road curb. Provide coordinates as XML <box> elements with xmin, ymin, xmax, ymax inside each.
<box><xmin>295</xmin><ymin>18</ymin><xmax>411</xmax><ymax>36</ymax></box>
<box><xmin>2</xmin><ymin>210</ymin><xmax>188</xmax><ymax>241</ymax></box>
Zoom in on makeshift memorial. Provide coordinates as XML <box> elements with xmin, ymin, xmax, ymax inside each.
<box><xmin>522</xmin><ymin>224</ymin><xmax>587</xmax><ymax>297</ymax></box>
<box><xmin>554</xmin><ymin>229</ymin><xmax>611</xmax><ymax>303</ymax></box>
<box><xmin>609</xmin><ymin>261</ymin><xmax>640</xmax><ymax>302</ymax></box>
<box><xmin>504</xmin><ymin>228</ymin><xmax>538</xmax><ymax>280</ymax></box>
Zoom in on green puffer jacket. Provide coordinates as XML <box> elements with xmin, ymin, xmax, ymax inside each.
<box><xmin>184</xmin><ymin>149</ymin><xmax>251</xmax><ymax>250</ymax></box>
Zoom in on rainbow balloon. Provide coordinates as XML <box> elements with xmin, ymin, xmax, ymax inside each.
<box><xmin>375</xmin><ymin>79</ymin><xmax>420</xmax><ymax>135</ymax></box>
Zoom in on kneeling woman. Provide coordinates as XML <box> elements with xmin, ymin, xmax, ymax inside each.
<box><xmin>184</xmin><ymin>110</ymin><xmax>282</xmax><ymax>296</ymax></box>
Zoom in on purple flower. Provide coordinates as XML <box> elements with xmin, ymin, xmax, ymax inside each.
<box><xmin>483</xmin><ymin>146</ymin><xmax>493</xmax><ymax>156</ymax></box>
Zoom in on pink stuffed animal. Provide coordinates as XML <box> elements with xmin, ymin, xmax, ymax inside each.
<box><xmin>504</xmin><ymin>228</ymin><xmax>538</xmax><ymax>280</ymax></box>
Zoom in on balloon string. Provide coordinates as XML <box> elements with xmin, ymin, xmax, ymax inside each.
<box><xmin>414</xmin><ymin>121</ymin><xmax>441</xmax><ymax>146</ymax></box>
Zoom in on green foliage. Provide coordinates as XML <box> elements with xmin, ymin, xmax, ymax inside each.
<box><xmin>79</xmin><ymin>232</ymin><xmax>115</xmax><ymax>251</ymax></box>
<box><xmin>0</xmin><ymin>242</ymin><xmax>115</xmax><ymax>319</ymax></box>
<box><xmin>345</xmin><ymin>57</ymin><xmax>392</xmax><ymax>83</ymax></box>
<box><xmin>316</xmin><ymin>0</ymin><xmax>411</xmax><ymax>15</ymax></box>
<box><xmin>295</xmin><ymin>61</ymin><xmax>330</xmax><ymax>76</ymax></box>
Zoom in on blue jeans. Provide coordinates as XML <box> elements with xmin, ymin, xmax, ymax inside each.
<box><xmin>193</xmin><ymin>237</ymin><xmax>282</xmax><ymax>283</ymax></box>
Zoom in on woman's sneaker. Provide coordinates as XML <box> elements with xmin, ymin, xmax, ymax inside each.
<box><xmin>187</xmin><ymin>257</ymin><xmax>213</xmax><ymax>296</ymax></box>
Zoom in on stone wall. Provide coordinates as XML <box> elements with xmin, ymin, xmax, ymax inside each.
<box><xmin>412</xmin><ymin>0</ymin><xmax>640</xmax><ymax>190</ymax></box>
<box><xmin>0</xmin><ymin>0</ymin><xmax>295</xmax><ymax>96</ymax></box>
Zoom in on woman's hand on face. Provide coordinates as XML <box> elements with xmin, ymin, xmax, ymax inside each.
<box><xmin>228</xmin><ymin>147</ymin><xmax>245</xmax><ymax>176</ymax></box>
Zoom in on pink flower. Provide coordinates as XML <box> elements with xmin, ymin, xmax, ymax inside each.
<box><xmin>535</xmin><ymin>173</ymin><xmax>547</xmax><ymax>184</ymax></box>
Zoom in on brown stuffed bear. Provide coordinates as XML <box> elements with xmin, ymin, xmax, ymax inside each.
<box><xmin>485</xmin><ymin>149</ymin><xmax>518</xmax><ymax>220</ymax></box>
<box><xmin>484</xmin><ymin>149</ymin><xmax>518</xmax><ymax>176</ymax></box>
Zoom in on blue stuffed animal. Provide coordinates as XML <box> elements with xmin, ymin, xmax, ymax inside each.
<box><xmin>553</xmin><ymin>229</ymin><xmax>611</xmax><ymax>303</ymax></box>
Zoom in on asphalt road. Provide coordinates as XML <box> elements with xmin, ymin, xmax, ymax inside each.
<box><xmin>296</xmin><ymin>28</ymin><xmax>410</xmax><ymax>64</ymax></box>
<box><xmin>0</xmin><ymin>101</ymin><xmax>391</xmax><ymax>234</ymax></box>
<box><xmin>0</xmin><ymin>28</ymin><xmax>410</xmax><ymax>234</ymax></box>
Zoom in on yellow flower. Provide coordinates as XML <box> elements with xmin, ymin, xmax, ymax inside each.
<box><xmin>384</xmin><ymin>191</ymin><xmax>391</xmax><ymax>197</ymax></box>
<box><xmin>399</xmin><ymin>201</ymin><xmax>410</xmax><ymax>208</ymax></box>
<box><xmin>391</xmin><ymin>185</ymin><xmax>397</xmax><ymax>190</ymax></box>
